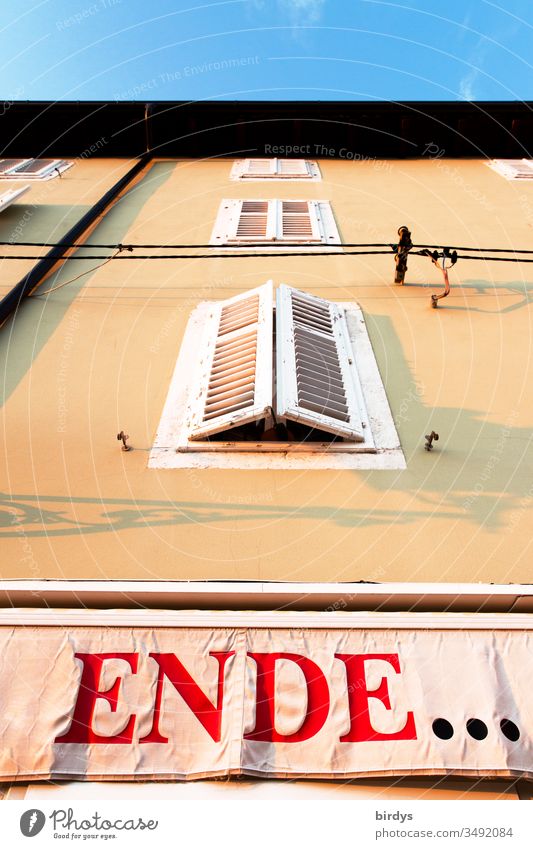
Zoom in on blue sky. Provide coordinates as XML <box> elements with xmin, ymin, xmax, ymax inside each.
<box><xmin>2</xmin><ymin>0</ymin><xmax>533</xmax><ymax>101</ymax></box>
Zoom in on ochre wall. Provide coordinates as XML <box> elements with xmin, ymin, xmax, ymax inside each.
<box><xmin>0</xmin><ymin>159</ymin><xmax>134</xmax><ymax>291</ymax></box>
<box><xmin>1</xmin><ymin>158</ymin><xmax>532</xmax><ymax>582</ymax></box>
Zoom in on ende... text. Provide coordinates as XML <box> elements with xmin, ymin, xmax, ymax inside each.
<box><xmin>54</xmin><ymin>651</ymin><xmax>417</xmax><ymax>745</ymax></box>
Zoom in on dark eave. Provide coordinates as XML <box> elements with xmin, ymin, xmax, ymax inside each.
<box><xmin>1</xmin><ymin>100</ymin><xmax>532</xmax><ymax>159</ymax></box>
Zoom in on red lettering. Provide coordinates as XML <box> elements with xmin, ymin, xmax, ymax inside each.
<box><xmin>140</xmin><ymin>652</ymin><xmax>233</xmax><ymax>744</ymax></box>
<box><xmin>54</xmin><ymin>653</ymin><xmax>138</xmax><ymax>745</ymax></box>
<box><xmin>244</xmin><ymin>652</ymin><xmax>330</xmax><ymax>742</ymax></box>
<box><xmin>336</xmin><ymin>653</ymin><xmax>417</xmax><ymax>742</ymax></box>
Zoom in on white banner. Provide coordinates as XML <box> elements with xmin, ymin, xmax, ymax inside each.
<box><xmin>1</xmin><ymin>623</ymin><xmax>532</xmax><ymax>781</ymax></box>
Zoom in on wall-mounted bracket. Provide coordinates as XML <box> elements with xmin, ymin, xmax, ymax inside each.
<box><xmin>420</xmin><ymin>247</ymin><xmax>458</xmax><ymax>307</ymax></box>
<box><xmin>394</xmin><ymin>225</ymin><xmax>413</xmax><ymax>284</ymax></box>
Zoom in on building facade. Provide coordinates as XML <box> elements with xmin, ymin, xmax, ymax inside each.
<box><xmin>1</xmin><ymin>102</ymin><xmax>532</xmax><ymax>800</ymax></box>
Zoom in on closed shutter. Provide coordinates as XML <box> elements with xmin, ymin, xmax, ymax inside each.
<box><xmin>239</xmin><ymin>159</ymin><xmax>311</xmax><ymax>178</ymax></box>
<box><xmin>275</xmin><ymin>285</ymin><xmax>365</xmax><ymax>440</ymax></box>
<box><xmin>1</xmin><ymin>159</ymin><xmax>71</xmax><ymax>179</ymax></box>
<box><xmin>279</xmin><ymin>200</ymin><xmax>321</xmax><ymax>242</ymax></box>
<box><xmin>277</xmin><ymin>159</ymin><xmax>310</xmax><ymax>177</ymax></box>
<box><xmin>214</xmin><ymin>200</ymin><xmax>277</xmax><ymax>243</ymax></box>
<box><xmin>189</xmin><ymin>282</ymin><xmax>273</xmax><ymax>439</ymax></box>
<box><xmin>235</xmin><ymin>200</ymin><xmax>273</xmax><ymax>240</ymax></box>
<box><xmin>490</xmin><ymin>160</ymin><xmax>533</xmax><ymax>180</ymax></box>
<box><xmin>242</xmin><ymin>159</ymin><xmax>277</xmax><ymax>177</ymax></box>
<box><xmin>14</xmin><ymin>159</ymin><xmax>57</xmax><ymax>175</ymax></box>
<box><xmin>0</xmin><ymin>159</ymin><xmax>26</xmax><ymax>175</ymax></box>
<box><xmin>212</xmin><ymin>199</ymin><xmax>338</xmax><ymax>244</ymax></box>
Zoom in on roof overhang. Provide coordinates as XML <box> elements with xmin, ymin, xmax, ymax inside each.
<box><xmin>2</xmin><ymin>100</ymin><xmax>533</xmax><ymax>158</ymax></box>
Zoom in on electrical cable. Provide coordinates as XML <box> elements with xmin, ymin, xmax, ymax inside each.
<box><xmin>3</xmin><ymin>250</ymin><xmax>533</xmax><ymax>262</ymax></box>
<box><xmin>1</xmin><ymin>241</ymin><xmax>393</xmax><ymax>249</ymax></box>
<box><xmin>28</xmin><ymin>250</ymin><xmax>122</xmax><ymax>297</ymax></box>
<box><xmin>3</xmin><ymin>250</ymin><xmax>395</xmax><ymax>260</ymax></box>
<box><xmin>454</xmin><ymin>254</ymin><xmax>533</xmax><ymax>263</ymax></box>
<box><xmin>2</xmin><ymin>240</ymin><xmax>533</xmax><ymax>253</ymax></box>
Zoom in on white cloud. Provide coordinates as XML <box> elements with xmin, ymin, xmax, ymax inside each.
<box><xmin>458</xmin><ymin>19</ymin><xmax>523</xmax><ymax>100</ymax></box>
<box><xmin>277</xmin><ymin>0</ymin><xmax>326</xmax><ymax>26</ymax></box>
<box><xmin>458</xmin><ymin>32</ymin><xmax>486</xmax><ymax>101</ymax></box>
<box><xmin>459</xmin><ymin>71</ymin><xmax>477</xmax><ymax>101</ymax></box>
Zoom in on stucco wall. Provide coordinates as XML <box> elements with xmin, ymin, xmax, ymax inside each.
<box><xmin>1</xmin><ymin>157</ymin><xmax>532</xmax><ymax>582</ymax></box>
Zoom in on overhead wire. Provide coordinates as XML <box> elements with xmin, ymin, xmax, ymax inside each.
<box><xmin>3</xmin><ymin>249</ymin><xmax>533</xmax><ymax>262</ymax></box>
<box><xmin>1</xmin><ymin>250</ymin><xmax>395</xmax><ymax>260</ymax></box>
<box><xmin>29</xmin><ymin>249</ymin><xmax>122</xmax><ymax>297</ymax></box>
<box><xmin>8</xmin><ymin>239</ymin><xmax>532</xmax><ymax>301</ymax></box>
<box><xmin>2</xmin><ymin>240</ymin><xmax>533</xmax><ymax>253</ymax></box>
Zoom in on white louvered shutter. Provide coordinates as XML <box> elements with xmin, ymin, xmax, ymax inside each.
<box><xmin>230</xmin><ymin>200</ymin><xmax>277</xmax><ymax>242</ymax></box>
<box><xmin>0</xmin><ymin>159</ymin><xmax>26</xmax><ymax>175</ymax></box>
<box><xmin>0</xmin><ymin>159</ymin><xmax>69</xmax><ymax>179</ymax></box>
<box><xmin>189</xmin><ymin>282</ymin><xmax>273</xmax><ymax>439</ymax></box>
<box><xmin>235</xmin><ymin>200</ymin><xmax>272</xmax><ymax>240</ymax></box>
<box><xmin>212</xmin><ymin>199</ymin><xmax>336</xmax><ymax>244</ymax></box>
<box><xmin>276</xmin><ymin>159</ymin><xmax>310</xmax><ymax>177</ymax></box>
<box><xmin>211</xmin><ymin>200</ymin><xmax>274</xmax><ymax>244</ymax></box>
<box><xmin>489</xmin><ymin>160</ymin><xmax>533</xmax><ymax>180</ymax></box>
<box><xmin>232</xmin><ymin>159</ymin><xmax>316</xmax><ymax>179</ymax></box>
<box><xmin>12</xmin><ymin>159</ymin><xmax>56</xmax><ymax>176</ymax></box>
<box><xmin>276</xmin><ymin>285</ymin><xmax>365</xmax><ymax>440</ymax></box>
<box><xmin>278</xmin><ymin>201</ymin><xmax>322</xmax><ymax>242</ymax></box>
<box><xmin>242</xmin><ymin>159</ymin><xmax>277</xmax><ymax>177</ymax></box>
<box><xmin>0</xmin><ymin>186</ymin><xmax>30</xmax><ymax>212</ymax></box>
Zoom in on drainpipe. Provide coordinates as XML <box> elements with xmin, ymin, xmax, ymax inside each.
<box><xmin>144</xmin><ymin>102</ymin><xmax>154</xmax><ymax>154</ymax></box>
<box><xmin>0</xmin><ymin>153</ymin><xmax>152</xmax><ymax>326</ymax></box>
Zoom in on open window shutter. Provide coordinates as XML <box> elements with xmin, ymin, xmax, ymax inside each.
<box><xmin>276</xmin><ymin>285</ymin><xmax>365</xmax><ymax>440</ymax></box>
<box><xmin>189</xmin><ymin>282</ymin><xmax>273</xmax><ymax>439</ymax></box>
<box><xmin>0</xmin><ymin>186</ymin><xmax>30</xmax><ymax>212</ymax></box>
<box><xmin>277</xmin><ymin>159</ymin><xmax>310</xmax><ymax>177</ymax></box>
<box><xmin>278</xmin><ymin>200</ymin><xmax>322</xmax><ymax>242</ymax></box>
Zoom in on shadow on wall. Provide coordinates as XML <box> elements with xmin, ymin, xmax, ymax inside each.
<box><xmin>404</xmin><ymin>277</ymin><xmax>533</xmax><ymax>315</ymax></box>
<box><xmin>0</xmin><ymin>163</ymin><xmax>176</xmax><ymax>407</ymax></box>
<box><xmin>0</xmin><ymin>491</ymin><xmax>444</xmax><ymax>539</ymax></box>
<box><xmin>364</xmin><ymin>312</ymin><xmax>533</xmax><ymax>532</ymax></box>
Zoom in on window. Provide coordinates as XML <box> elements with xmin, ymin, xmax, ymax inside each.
<box><xmin>487</xmin><ymin>159</ymin><xmax>533</xmax><ymax>180</ymax></box>
<box><xmin>210</xmin><ymin>200</ymin><xmax>341</xmax><ymax>247</ymax></box>
<box><xmin>149</xmin><ymin>283</ymin><xmax>405</xmax><ymax>470</ymax></box>
<box><xmin>0</xmin><ymin>185</ymin><xmax>30</xmax><ymax>213</ymax></box>
<box><xmin>0</xmin><ymin>159</ymin><xmax>25</xmax><ymax>175</ymax></box>
<box><xmin>230</xmin><ymin>158</ymin><xmax>321</xmax><ymax>181</ymax></box>
<box><xmin>0</xmin><ymin>159</ymin><xmax>72</xmax><ymax>180</ymax></box>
